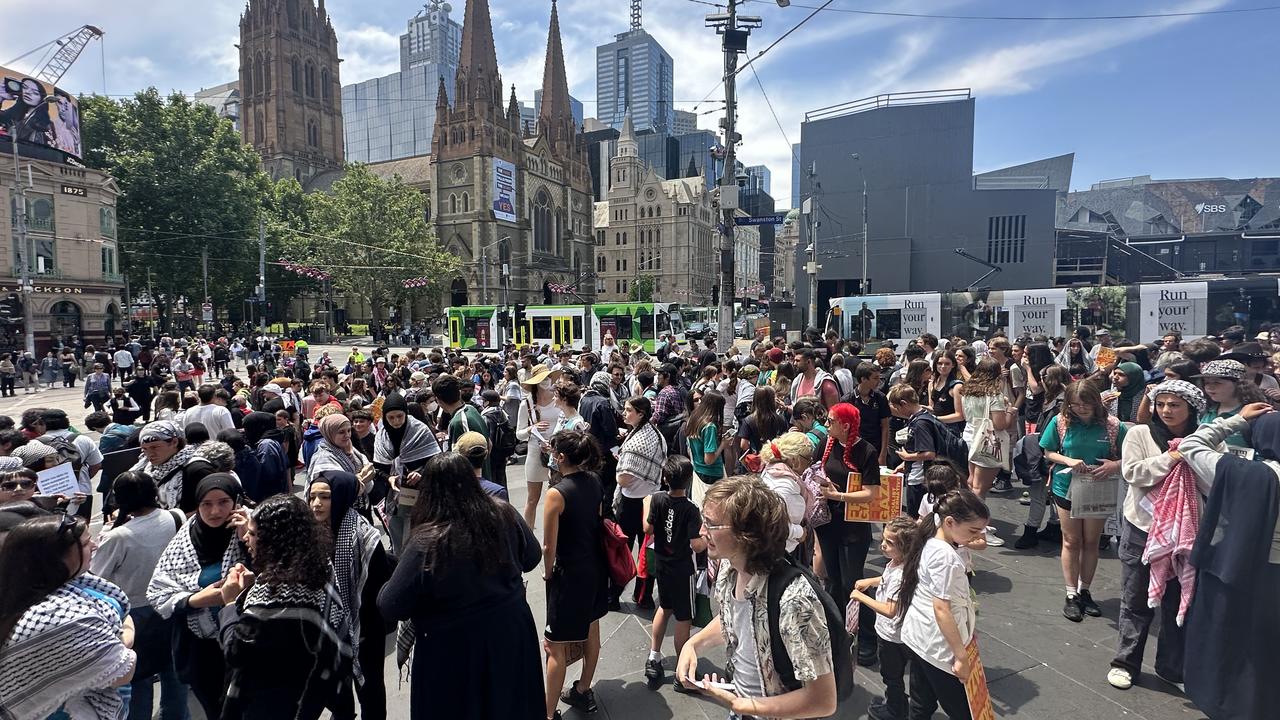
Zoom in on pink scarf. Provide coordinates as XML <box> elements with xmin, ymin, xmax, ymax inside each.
<box><xmin>1141</xmin><ymin>437</ymin><xmax>1199</xmax><ymax>625</ymax></box>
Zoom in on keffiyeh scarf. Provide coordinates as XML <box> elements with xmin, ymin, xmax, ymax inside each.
<box><xmin>309</xmin><ymin>441</ymin><xmax>368</xmax><ymax>478</ymax></box>
<box><xmin>331</xmin><ymin>509</ymin><xmax>382</xmax><ymax>683</ymax></box>
<box><xmin>146</xmin><ymin>517</ymin><xmax>246</xmax><ymax>638</ymax></box>
<box><xmin>1142</xmin><ymin>437</ymin><xmax>1199</xmax><ymax>626</ymax></box>
<box><xmin>616</xmin><ymin>423</ymin><xmax>667</xmax><ymax>489</ymax></box>
<box><xmin>373</xmin><ymin>416</ymin><xmax>440</xmax><ymax>477</ymax></box>
<box><xmin>0</xmin><ymin>574</ymin><xmax>135</xmax><ymax>720</ymax></box>
<box><xmin>134</xmin><ymin>444</ymin><xmax>201</xmax><ymax>510</ymax></box>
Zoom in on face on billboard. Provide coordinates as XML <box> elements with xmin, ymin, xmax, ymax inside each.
<box><xmin>0</xmin><ymin>66</ymin><xmax>82</xmax><ymax>163</ymax></box>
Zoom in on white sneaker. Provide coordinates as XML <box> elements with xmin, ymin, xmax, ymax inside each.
<box><xmin>985</xmin><ymin>530</ymin><xmax>1005</xmax><ymax>547</ymax></box>
<box><xmin>1107</xmin><ymin>667</ymin><xmax>1133</xmax><ymax>689</ymax></box>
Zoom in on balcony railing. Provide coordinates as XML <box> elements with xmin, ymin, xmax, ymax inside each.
<box><xmin>24</xmin><ymin>217</ymin><xmax>55</xmax><ymax>233</ymax></box>
<box><xmin>8</xmin><ymin>267</ymin><xmax>64</xmax><ymax>280</ymax></box>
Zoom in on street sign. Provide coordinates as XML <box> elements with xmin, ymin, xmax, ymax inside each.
<box><xmin>201</xmin><ymin>302</ymin><xmax>213</xmax><ymax>322</ymax></box>
<box><xmin>737</xmin><ymin>214</ymin><xmax>786</xmax><ymax>226</ymax></box>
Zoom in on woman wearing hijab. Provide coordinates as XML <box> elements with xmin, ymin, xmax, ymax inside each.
<box><xmin>243</xmin><ymin>411</ymin><xmax>290</xmax><ymax>499</ymax></box>
<box><xmin>373</xmin><ymin>392</ymin><xmax>442</xmax><ymax>553</ymax></box>
<box><xmin>378</xmin><ymin>453</ymin><xmax>543</xmax><ymax>720</ymax></box>
<box><xmin>146</xmin><ymin>474</ymin><xmax>248</xmax><ymax>718</ymax></box>
<box><xmin>1106</xmin><ymin>362</ymin><xmax>1148</xmax><ymax>424</ymax></box>
<box><xmin>217</xmin><ymin>495</ymin><xmax>354</xmax><ymax>720</ymax></box>
<box><xmin>308</xmin><ymin>471</ymin><xmax>394</xmax><ymax>720</ymax></box>
<box><xmin>0</xmin><ymin>512</ymin><xmax>136</xmax><ymax>720</ymax></box>
<box><xmin>308</xmin><ymin>414</ymin><xmax>370</xmax><ymax>480</ymax></box>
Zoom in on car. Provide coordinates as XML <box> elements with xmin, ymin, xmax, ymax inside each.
<box><xmin>686</xmin><ymin>321</ymin><xmax>714</xmax><ymax>340</ymax></box>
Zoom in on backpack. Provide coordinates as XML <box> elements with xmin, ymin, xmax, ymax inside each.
<box><xmin>911</xmin><ymin>412</ymin><xmax>969</xmax><ymax>471</ymax></box>
<box><xmin>1013</xmin><ymin>433</ymin><xmax>1047</xmax><ymax>486</ymax></box>
<box><xmin>766</xmin><ymin>556</ymin><xmax>855</xmax><ymax>701</ymax></box>
<box><xmin>38</xmin><ymin>435</ymin><xmax>84</xmax><ymax>477</ymax></box>
<box><xmin>484</xmin><ymin>407</ymin><xmax>518</xmax><ymax>458</ymax></box>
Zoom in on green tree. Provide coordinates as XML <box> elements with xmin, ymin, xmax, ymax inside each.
<box><xmin>300</xmin><ymin>164</ymin><xmax>457</xmax><ymax>326</ymax></box>
<box><xmin>79</xmin><ymin>90</ymin><xmax>272</xmax><ymax>331</ymax></box>
<box><xmin>628</xmin><ymin>274</ymin><xmax>656</xmax><ymax>302</ymax></box>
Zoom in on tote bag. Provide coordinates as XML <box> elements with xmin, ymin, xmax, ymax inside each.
<box><xmin>966</xmin><ymin>396</ymin><xmax>1010</xmax><ymax>471</ymax></box>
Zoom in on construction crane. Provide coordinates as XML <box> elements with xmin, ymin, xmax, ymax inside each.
<box><xmin>4</xmin><ymin>25</ymin><xmax>104</xmax><ymax>86</ymax></box>
<box><xmin>631</xmin><ymin>0</ymin><xmax>642</xmax><ymax>30</ymax></box>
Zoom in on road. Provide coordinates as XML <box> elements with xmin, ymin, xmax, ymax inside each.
<box><xmin>1</xmin><ymin>356</ymin><xmax>1207</xmax><ymax>720</ymax></box>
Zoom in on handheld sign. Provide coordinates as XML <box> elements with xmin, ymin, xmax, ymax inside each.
<box><xmin>964</xmin><ymin>636</ymin><xmax>996</xmax><ymax>720</ymax></box>
<box><xmin>36</xmin><ymin>463</ymin><xmax>79</xmax><ymax>497</ymax></box>
<box><xmin>844</xmin><ymin>469</ymin><xmax>905</xmax><ymax>523</ymax></box>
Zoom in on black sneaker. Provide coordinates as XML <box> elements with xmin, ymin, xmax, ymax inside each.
<box><xmin>867</xmin><ymin>702</ymin><xmax>904</xmax><ymax>720</ymax></box>
<box><xmin>1063</xmin><ymin>595</ymin><xmax>1083</xmax><ymax>622</ymax></box>
<box><xmin>644</xmin><ymin>658</ymin><xmax>664</xmax><ymax>684</ymax></box>
<box><xmin>1077</xmin><ymin>589</ymin><xmax>1102</xmax><ymax>617</ymax></box>
<box><xmin>1013</xmin><ymin>525</ymin><xmax>1039</xmax><ymax>550</ymax></box>
<box><xmin>561</xmin><ymin>684</ymin><xmax>598</xmax><ymax>713</ymax></box>
<box><xmin>606</xmin><ymin>597</ymin><xmax>622</xmax><ymax>612</ymax></box>
<box><xmin>1099</xmin><ymin>535</ymin><xmax>1112</xmax><ymax>552</ymax></box>
<box><xmin>990</xmin><ymin>476</ymin><xmax>1014</xmax><ymax>494</ymax></box>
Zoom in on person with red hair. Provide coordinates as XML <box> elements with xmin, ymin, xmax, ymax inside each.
<box><xmin>815</xmin><ymin>402</ymin><xmax>883</xmax><ymax>666</ymax></box>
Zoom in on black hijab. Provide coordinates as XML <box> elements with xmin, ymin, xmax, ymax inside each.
<box><xmin>310</xmin><ymin>470</ymin><xmax>358</xmax><ymax>536</ymax></box>
<box><xmin>190</xmin><ymin>473</ymin><xmax>240</xmax><ymax>566</ymax></box>
<box><xmin>383</xmin><ymin>392</ymin><xmax>409</xmax><ymax>455</ymax></box>
<box><xmin>242</xmin><ymin>411</ymin><xmax>275</xmax><ymax>445</ymax></box>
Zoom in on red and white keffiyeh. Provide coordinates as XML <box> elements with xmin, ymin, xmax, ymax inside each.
<box><xmin>1141</xmin><ymin>437</ymin><xmax>1199</xmax><ymax>625</ymax></box>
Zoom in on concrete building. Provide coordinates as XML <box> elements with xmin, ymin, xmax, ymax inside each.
<box><xmin>673</xmin><ymin>109</ymin><xmax>698</xmax><ymax>135</ymax></box>
<box><xmin>593</xmin><ymin>115</ymin><xmax>715</xmax><ymax>304</ymax></box>
<box><xmin>595</xmin><ymin>29</ymin><xmax>674</xmax><ymax>134</ymax></box>
<box><xmin>795</xmin><ymin>90</ymin><xmax>1060</xmax><ymax>322</ymax></box>
<box><xmin>518</xmin><ymin>102</ymin><xmax>538</xmax><ymax>138</ymax></box>
<box><xmin>431</xmin><ymin>0</ymin><xmax>593</xmax><ymax>307</ymax></box>
<box><xmin>535</xmin><ymin>90</ymin><xmax>583</xmax><ymax>130</ymax></box>
<box><xmin>0</xmin><ymin>161</ymin><xmax>125</xmax><ymax>350</ymax></box>
<box><xmin>238</xmin><ymin>0</ymin><xmax>344</xmax><ymax>188</ymax></box>
<box><xmin>739</xmin><ymin>186</ymin><xmax>777</xmax><ymax>297</ymax></box>
<box><xmin>342</xmin><ymin>1</ymin><xmax>461</xmax><ymax>163</ymax></box>
<box><xmin>734</xmin><ymin>220</ymin><xmax>761</xmax><ymax>301</ymax></box>
<box><xmin>193</xmin><ymin>82</ymin><xmax>241</xmax><ymax>131</ymax></box>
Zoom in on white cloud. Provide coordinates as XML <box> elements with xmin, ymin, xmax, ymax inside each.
<box><xmin>335</xmin><ymin>24</ymin><xmax>401</xmax><ymax>85</ymax></box>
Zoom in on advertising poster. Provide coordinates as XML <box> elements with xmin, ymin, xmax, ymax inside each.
<box><xmin>0</xmin><ymin>66</ymin><xmax>82</xmax><ymax>163</ymax></box>
<box><xmin>491</xmin><ymin>158</ymin><xmax>517</xmax><ymax>222</ymax></box>
<box><xmin>1139</xmin><ymin>282</ymin><xmax>1208</xmax><ymax>341</ymax></box>
<box><xmin>836</xmin><ymin>293</ymin><xmax>942</xmax><ymax>349</ymax></box>
<box><xmin>945</xmin><ymin>288</ymin><xmax>1068</xmax><ymax>341</ymax></box>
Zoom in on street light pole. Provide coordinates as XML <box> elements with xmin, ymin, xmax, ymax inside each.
<box><xmin>851</xmin><ymin>153</ymin><xmax>869</xmax><ymax>297</ymax></box>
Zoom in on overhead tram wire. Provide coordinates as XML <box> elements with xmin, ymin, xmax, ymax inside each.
<box><xmin>741</xmin><ymin>1</ymin><xmax>1280</xmax><ymax>21</ymax></box>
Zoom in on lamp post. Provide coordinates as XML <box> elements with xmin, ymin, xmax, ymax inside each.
<box><xmin>9</xmin><ymin>94</ymin><xmax>57</xmax><ymax>357</ymax></box>
<box><xmin>850</xmin><ymin>153</ymin><xmax>869</xmax><ymax>297</ymax></box>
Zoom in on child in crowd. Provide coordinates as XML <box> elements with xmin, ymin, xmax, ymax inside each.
<box><xmin>642</xmin><ymin>455</ymin><xmax>706</xmax><ymax>689</ymax></box>
<box><xmin>888</xmin><ymin>385</ymin><xmax>938</xmax><ymax>518</ymax></box>
<box><xmin>851</xmin><ymin>515</ymin><xmax>920</xmax><ymax>720</ymax></box>
<box><xmin>898</xmin><ymin>490</ymin><xmax>990</xmax><ymax>719</ymax></box>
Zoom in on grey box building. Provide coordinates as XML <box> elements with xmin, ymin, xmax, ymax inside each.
<box><xmin>794</xmin><ymin>90</ymin><xmax>1060</xmax><ymax>323</ymax></box>
<box><xmin>535</xmin><ymin>90</ymin><xmax>583</xmax><ymax>130</ymax></box>
<box><xmin>342</xmin><ymin>1</ymin><xmax>461</xmax><ymax>163</ymax></box>
<box><xmin>596</xmin><ymin>29</ymin><xmax>674</xmax><ymax>134</ymax></box>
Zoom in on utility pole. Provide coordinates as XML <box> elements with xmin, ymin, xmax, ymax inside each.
<box><xmin>201</xmin><ymin>246</ymin><xmax>209</xmax><ymax>301</ymax></box>
<box><xmin>706</xmin><ymin>2</ymin><xmax>759</xmax><ymax>353</ymax></box>
<box><xmin>804</xmin><ymin>162</ymin><xmax>820</xmax><ymax>328</ymax></box>
<box><xmin>257</xmin><ymin>218</ymin><xmax>267</xmax><ymax>337</ymax></box>
<box><xmin>10</xmin><ymin>123</ymin><xmax>35</xmax><ymax>356</ymax></box>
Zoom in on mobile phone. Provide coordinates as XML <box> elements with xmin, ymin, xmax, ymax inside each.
<box><xmin>693</xmin><ymin>679</ymin><xmax>736</xmax><ymax>691</ymax></box>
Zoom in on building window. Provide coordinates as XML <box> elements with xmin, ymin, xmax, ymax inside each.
<box><xmin>11</xmin><ymin>192</ymin><xmax>54</xmax><ymax>234</ymax></box>
<box><xmin>254</xmin><ymin>111</ymin><xmax>264</xmax><ymax>144</ymax></box>
<box><xmin>291</xmin><ymin>57</ymin><xmax>301</xmax><ymax>93</ymax></box>
<box><xmin>986</xmin><ymin>214</ymin><xmax>1026</xmax><ymax>264</ymax></box>
<box><xmin>462</xmin><ymin>193</ymin><xmax>470</xmax><ymax>212</ymax></box>
<box><xmin>99</xmin><ymin>207</ymin><xmax>116</xmax><ymax>239</ymax></box>
<box><xmin>101</xmin><ymin>246</ymin><xmax>117</xmax><ymax>277</ymax></box>
<box><xmin>321</xmin><ymin>68</ymin><xmax>330</xmax><ymax>100</ymax></box>
<box><xmin>533</xmin><ymin>189</ymin><xmax>553</xmax><ymax>252</ymax></box>
<box><xmin>305</xmin><ymin>61</ymin><xmax>316</xmax><ymax>97</ymax></box>
<box><xmin>449</xmin><ymin>194</ymin><xmax>458</xmax><ymax>214</ymax></box>
<box><xmin>597</xmin><ymin>255</ymin><xmax>605</xmax><ymax>272</ymax></box>
<box><xmin>264</xmin><ymin>53</ymin><xmax>272</xmax><ymax>90</ymax></box>
<box><xmin>622</xmin><ymin>232</ymin><xmax>627</xmax><ymax>246</ymax></box>
<box><xmin>253</xmin><ymin>53</ymin><xmax>264</xmax><ymax>95</ymax></box>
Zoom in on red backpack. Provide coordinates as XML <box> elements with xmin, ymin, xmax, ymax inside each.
<box><xmin>601</xmin><ymin>518</ymin><xmax>637</xmax><ymax>587</ymax></box>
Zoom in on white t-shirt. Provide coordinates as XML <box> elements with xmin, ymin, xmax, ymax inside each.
<box><xmin>43</xmin><ymin>430</ymin><xmax>103</xmax><ymax>494</ymax></box>
<box><xmin>113</xmin><ymin>349</ymin><xmax>134</xmax><ymax>368</ymax></box>
<box><xmin>729</xmin><ymin>595</ymin><xmax>765</xmax><ymax>700</ymax></box>
<box><xmin>900</xmin><ymin>537</ymin><xmax>975</xmax><ymax>674</ymax></box>
<box><xmin>177</xmin><ymin>403</ymin><xmax>236</xmax><ymax>437</ymax></box>
<box><xmin>875</xmin><ymin>563</ymin><xmax>905</xmax><ymax>643</ymax></box>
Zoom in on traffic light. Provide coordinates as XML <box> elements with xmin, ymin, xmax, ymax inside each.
<box><xmin>514</xmin><ymin>303</ymin><xmax>528</xmax><ymax>345</ymax></box>
<box><xmin>711</xmin><ymin>284</ymin><xmax>720</xmax><ymax>305</ymax></box>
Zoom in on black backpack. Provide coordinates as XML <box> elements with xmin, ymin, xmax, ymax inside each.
<box><xmin>38</xmin><ymin>435</ymin><xmax>84</xmax><ymax>477</ymax></box>
<box><xmin>766</xmin><ymin>557</ymin><xmax>854</xmax><ymax>702</ymax></box>
<box><xmin>912</xmin><ymin>412</ymin><xmax>969</xmax><ymax>472</ymax></box>
<box><xmin>483</xmin><ymin>407</ymin><xmax>518</xmax><ymax>458</ymax></box>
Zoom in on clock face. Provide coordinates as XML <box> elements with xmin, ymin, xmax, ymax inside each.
<box><xmin>452</xmin><ymin>164</ymin><xmax>465</xmax><ymax>182</ymax></box>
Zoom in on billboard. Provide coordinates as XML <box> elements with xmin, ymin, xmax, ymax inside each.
<box><xmin>491</xmin><ymin>158</ymin><xmax>516</xmax><ymax>223</ymax></box>
<box><xmin>0</xmin><ymin>66</ymin><xmax>82</xmax><ymax>164</ymax></box>
<box><xmin>1139</xmin><ymin>282</ymin><xmax>1208</xmax><ymax>341</ymax></box>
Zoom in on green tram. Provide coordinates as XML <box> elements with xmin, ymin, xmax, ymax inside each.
<box><xmin>445</xmin><ymin>303</ymin><xmax>685</xmax><ymax>352</ymax></box>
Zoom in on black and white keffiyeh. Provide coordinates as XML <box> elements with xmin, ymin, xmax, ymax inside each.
<box><xmin>133</xmin><ymin>444</ymin><xmax>201</xmax><ymax>510</ymax></box>
<box><xmin>331</xmin><ymin>509</ymin><xmax>381</xmax><ymax>654</ymax></box>
<box><xmin>308</xmin><ymin>441</ymin><xmax>368</xmax><ymax>478</ymax></box>
<box><xmin>146</xmin><ymin>516</ymin><xmax>245</xmax><ymax>638</ymax></box>
<box><xmin>0</xmin><ymin>574</ymin><xmax>135</xmax><ymax>720</ymax></box>
<box><xmin>373</xmin><ymin>415</ymin><xmax>440</xmax><ymax>477</ymax></box>
<box><xmin>617</xmin><ymin>423</ymin><xmax>667</xmax><ymax>489</ymax></box>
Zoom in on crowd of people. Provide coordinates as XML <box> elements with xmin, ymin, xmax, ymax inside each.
<box><xmin>0</xmin><ymin>323</ymin><xmax>1278</xmax><ymax>720</ymax></box>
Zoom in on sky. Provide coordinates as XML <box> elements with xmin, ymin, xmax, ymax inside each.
<box><xmin>3</xmin><ymin>0</ymin><xmax>1278</xmax><ymax>208</ymax></box>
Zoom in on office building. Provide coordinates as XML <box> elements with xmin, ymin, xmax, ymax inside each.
<box><xmin>595</xmin><ymin>29</ymin><xmax>674</xmax><ymax>133</ymax></box>
<box><xmin>342</xmin><ymin>1</ymin><xmax>462</xmax><ymax>163</ymax></box>
<box><xmin>535</xmin><ymin>90</ymin><xmax>583</xmax><ymax>130</ymax></box>
<box><xmin>194</xmin><ymin>81</ymin><xmax>241</xmax><ymax>131</ymax></box>
<box><xmin>794</xmin><ymin>89</ymin><xmax>1059</xmax><ymax>321</ymax></box>
<box><xmin>791</xmin><ymin>142</ymin><xmax>801</xmax><ymax>206</ymax></box>
<box><xmin>518</xmin><ymin>102</ymin><xmax>537</xmax><ymax>137</ymax></box>
<box><xmin>673</xmin><ymin>109</ymin><xmax>698</xmax><ymax>135</ymax></box>
<box><xmin>745</xmin><ymin>164</ymin><xmax>771</xmax><ymax>194</ymax></box>
<box><xmin>740</xmin><ymin>187</ymin><xmax>776</xmax><ymax>297</ymax></box>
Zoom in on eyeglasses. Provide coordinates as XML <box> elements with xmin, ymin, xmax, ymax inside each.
<box><xmin>56</xmin><ymin>501</ymin><xmax>81</xmax><ymax>538</ymax></box>
<box><xmin>701</xmin><ymin>514</ymin><xmax>730</xmax><ymax>531</ymax></box>
<box><xmin>0</xmin><ymin>479</ymin><xmax>36</xmax><ymax>491</ymax></box>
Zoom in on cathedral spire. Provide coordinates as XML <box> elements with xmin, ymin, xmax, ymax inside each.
<box><xmin>508</xmin><ymin>84</ymin><xmax>521</xmax><ymax>133</ymax></box>
<box><xmin>457</xmin><ymin>0</ymin><xmax>502</xmax><ymax>111</ymax></box>
<box><xmin>539</xmin><ymin>0</ymin><xmax>573</xmax><ymax>148</ymax></box>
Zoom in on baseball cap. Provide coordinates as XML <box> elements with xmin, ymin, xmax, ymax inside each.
<box><xmin>454</xmin><ymin>431</ymin><xmax>489</xmax><ymax>459</ymax></box>
<box><xmin>766</xmin><ymin>348</ymin><xmax>785</xmax><ymax>364</ymax></box>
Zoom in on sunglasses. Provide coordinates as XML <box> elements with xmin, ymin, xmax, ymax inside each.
<box><xmin>0</xmin><ymin>479</ymin><xmax>36</xmax><ymax>492</ymax></box>
<box><xmin>56</xmin><ymin>500</ymin><xmax>82</xmax><ymax>538</ymax></box>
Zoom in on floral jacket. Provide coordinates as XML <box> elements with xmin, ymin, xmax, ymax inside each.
<box><xmin>712</xmin><ymin>558</ymin><xmax>834</xmax><ymax>707</ymax></box>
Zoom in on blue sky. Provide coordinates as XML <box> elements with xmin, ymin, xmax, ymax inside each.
<box><xmin>3</xmin><ymin>0</ymin><xmax>1276</xmax><ymax>207</ymax></box>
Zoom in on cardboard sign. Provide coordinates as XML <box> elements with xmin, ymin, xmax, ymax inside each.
<box><xmin>36</xmin><ymin>462</ymin><xmax>79</xmax><ymax>497</ymax></box>
<box><xmin>280</xmin><ymin>340</ymin><xmax>297</xmax><ymax>356</ymax></box>
<box><xmin>844</xmin><ymin>469</ymin><xmax>904</xmax><ymax>523</ymax></box>
<box><xmin>964</xmin><ymin>636</ymin><xmax>996</xmax><ymax>720</ymax></box>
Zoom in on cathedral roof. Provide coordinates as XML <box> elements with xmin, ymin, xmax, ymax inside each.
<box><xmin>539</xmin><ymin>0</ymin><xmax>573</xmax><ymax>132</ymax></box>
<box><xmin>661</xmin><ymin>176</ymin><xmax>705</xmax><ymax>204</ymax></box>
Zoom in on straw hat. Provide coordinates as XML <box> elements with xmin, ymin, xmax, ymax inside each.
<box><xmin>520</xmin><ymin>365</ymin><xmax>561</xmax><ymax>386</ymax></box>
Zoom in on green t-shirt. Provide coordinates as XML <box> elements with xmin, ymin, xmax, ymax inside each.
<box><xmin>449</xmin><ymin>404</ymin><xmax>492</xmax><ymax>479</ymax></box>
<box><xmin>1200</xmin><ymin>406</ymin><xmax>1245</xmax><ymax>447</ymax></box>
<box><xmin>1038</xmin><ymin>415</ymin><xmax>1127</xmax><ymax>498</ymax></box>
<box><xmin>689</xmin><ymin>422</ymin><xmax>725</xmax><ymax>480</ymax></box>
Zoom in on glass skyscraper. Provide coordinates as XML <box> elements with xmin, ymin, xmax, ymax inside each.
<box><xmin>342</xmin><ymin>1</ymin><xmax>462</xmax><ymax>163</ymax></box>
<box><xmin>595</xmin><ymin>29</ymin><xmax>674</xmax><ymax>134</ymax></box>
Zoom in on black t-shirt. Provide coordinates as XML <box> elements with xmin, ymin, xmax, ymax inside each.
<box><xmin>904</xmin><ymin>410</ymin><xmax>941</xmax><ymax>480</ymax></box>
<box><xmin>647</xmin><ymin>491</ymin><xmax>701</xmax><ymax>575</ymax></box>
<box><xmin>737</xmin><ymin>411</ymin><xmax>788</xmax><ymax>453</ymax></box>
<box><xmin>844</xmin><ymin>388</ymin><xmax>890</xmax><ymax>451</ymax></box>
<box><xmin>818</xmin><ymin>437</ymin><xmax>880</xmax><ymax>541</ymax></box>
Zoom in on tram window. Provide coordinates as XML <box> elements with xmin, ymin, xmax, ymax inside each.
<box><xmin>656</xmin><ymin>312</ymin><xmax>671</xmax><ymax>335</ymax></box>
<box><xmin>876</xmin><ymin>310</ymin><xmax>902</xmax><ymax>340</ymax></box>
<box><xmin>601</xmin><ymin>315</ymin><xmax>634</xmax><ymax>340</ymax></box>
<box><xmin>572</xmin><ymin>317</ymin><xmax>583</xmax><ymax>340</ymax></box>
<box><xmin>533</xmin><ymin>317</ymin><xmax>552</xmax><ymax>339</ymax></box>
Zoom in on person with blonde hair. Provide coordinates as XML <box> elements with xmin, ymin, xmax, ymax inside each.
<box><xmin>759</xmin><ymin>431</ymin><xmax>816</xmax><ymax>555</ymax></box>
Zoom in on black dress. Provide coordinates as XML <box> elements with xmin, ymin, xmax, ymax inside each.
<box><xmin>546</xmin><ymin>470</ymin><xmax>609</xmax><ymax>642</ymax></box>
<box><xmin>813</xmin><ymin>437</ymin><xmax>880</xmax><ymax>649</ymax></box>
<box><xmin>378</xmin><ymin>503</ymin><xmax>544</xmax><ymax>720</ymax></box>
<box><xmin>930</xmin><ymin>379</ymin><xmax>964</xmax><ymax>436</ymax></box>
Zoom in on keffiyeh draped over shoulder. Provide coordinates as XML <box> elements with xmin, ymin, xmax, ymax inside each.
<box><xmin>146</xmin><ymin>516</ymin><xmax>246</xmax><ymax>638</ymax></box>
<box><xmin>373</xmin><ymin>415</ymin><xmax>440</xmax><ymax>474</ymax></box>
<box><xmin>133</xmin><ymin>442</ymin><xmax>200</xmax><ymax>510</ymax></box>
<box><xmin>0</xmin><ymin>574</ymin><xmax>135</xmax><ymax>720</ymax></box>
<box><xmin>616</xmin><ymin>423</ymin><xmax>667</xmax><ymax>488</ymax></box>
